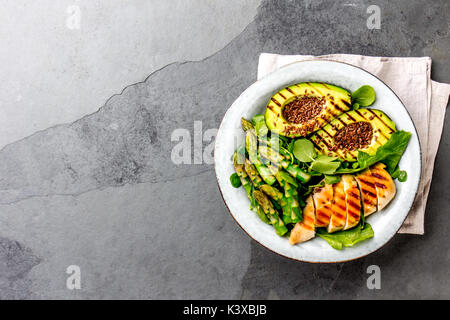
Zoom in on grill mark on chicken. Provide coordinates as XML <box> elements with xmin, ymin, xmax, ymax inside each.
<box><xmin>361</xmin><ymin>189</ymin><xmax>377</xmax><ymax>198</ymax></box>
<box><xmin>347</xmin><ymin>209</ymin><xmax>360</xmax><ymax>220</ymax></box>
<box><xmin>375</xmin><ymin>182</ymin><xmax>388</xmax><ymax>189</ymax></box>
<box><xmin>316</xmin><ymin>209</ymin><xmax>331</xmax><ymax>226</ymax></box>
<box><xmin>371</xmin><ymin>172</ymin><xmax>387</xmax><ymax>180</ymax></box>
<box><xmin>347</xmin><ymin>199</ymin><xmax>361</xmax><ymax>211</ymax></box>
<box><xmin>334</xmin><ymin>211</ymin><xmax>346</xmax><ymax>219</ymax></box>
<box><xmin>349</xmin><ymin>191</ymin><xmax>360</xmax><ymax>198</ymax></box>
<box><xmin>357</xmin><ymin>178</ymin><xmax>375</xmax><ymax>189</ymax></box>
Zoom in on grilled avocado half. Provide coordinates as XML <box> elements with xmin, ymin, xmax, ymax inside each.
<box><xmin>310</xmin><ymin>108</ymin><xmax>396</xmax><ymax>161</ymax></box>
<box><xmin>264</xmin><ymin>82</ymin><xmax>352</xmax><ymax>137</ymax></box>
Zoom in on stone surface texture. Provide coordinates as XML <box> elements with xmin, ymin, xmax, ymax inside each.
<box><xmin>0</xmin><ymin>0</ymin><xmax>449</xmax><ymax>299</ymax></box>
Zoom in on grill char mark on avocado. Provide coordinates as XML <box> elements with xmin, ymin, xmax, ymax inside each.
<box><xmin>310</xmin><ymin>108</ymin><xmax>396</xmax><ymax>162</ymax></box>
<box><xmin>264</xmin><ymin>82</ymin><xmax>352</xmax><ymax>138</ymax></box>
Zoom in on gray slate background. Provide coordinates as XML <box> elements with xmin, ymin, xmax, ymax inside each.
<box><xmin>0</xmin><ymin>0</ymin><xmax>449</xmax><ymax>299</ymax></box>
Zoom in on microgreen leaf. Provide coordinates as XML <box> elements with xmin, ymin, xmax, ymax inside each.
<box><xmin>293</xmin><ymin>139</ymin><xmax>317</xmax><ymax>163</ymax></box>
<box><xmin>351</xmin><ymin>85</ymin><xmax>376</xmax><ymax>107</ymax></box>
<box><xmin>310</xmin><ymin>155</ymin><xmax>341</xmax><ymax>174</ymax></box>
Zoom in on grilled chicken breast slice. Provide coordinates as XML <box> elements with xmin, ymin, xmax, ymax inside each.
<box><xmin>342</xmin><ymin>175</ymin><xmax>362</xmax><ymax>230</ymax></box>
<box><xmin>354</xmin><ymin>168</ymin><xmax>378</xmax><ymax>216</ymax></box>
<box><xmin>371</xmin><ymin>163</ymin><xmax>396</xmax><ymax>210</ymax></box>
<box><xmin>328</xmin><ymin>180</ymin><xmax>347</xmax><ymax>233</ymax></box>
<box><xmin>289</xmin><ymin>195</ymin><xmax>316</xmax><ymax>245</ymax></box>
<box><xmin>312</xmin><ymin>182</ymin><xmax>333</xmax><ymax>228</ymax></box>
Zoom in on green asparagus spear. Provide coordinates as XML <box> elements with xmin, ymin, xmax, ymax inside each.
<box><xmin>245</xmin><ymin>129</ymin><xmax>276</xmax><ymax>185</ymax></box>
<box><xmin>271</xmin><ymin>170</ymin><xmax>302</xmax><ymax>224</ymax></box>
<box><xmin>258</xmin><ymin>146</ymin><xmax>289</xmax><ymax>167</ymax></box>
<box><xmin>259</xmin><ymin>184</ymin><xmax>283</xmax><ymax>201</ymax></box>
<box><xmin>283</xmin><ymin>183</ymin><xmax>302</xmax><ymax>223</ymax></box>
<box><xmin>233</xmin><ymin>152</ymin><xmax>252</xmax><ymax>197</ymax></box>
<box><xmin>244</xmin><ymin>159</ymin><xmax>264</xmax><ymax>188</ymax></box>
<box><xmin>253</xmin><ymin>190</ymin><xmax>288</xmax><ymax>236</ymax></box>
<box><xmin>245</xmin><ymin>129</ymin><xmax>258</xmax><ymax>163</ymax></box>
<box><xmin>285</xmin><ymin>164</ymin><xmax>311</xmax><ymax>183</ymax></box>
<box><xmin>275</xmin><ymin>170</ymin><xmax>298</xmax><ymax>187</ymax></box>
<box><xmin>233</xmin><ymin>151</ymin><xmax>248</xmax><ymax>178</ymax></box>
<box><xmin>256</xmin><ymin>205</ymin><xmax>271</xmax><ymax>224</ymax></box>
<box><xmin>241</xmin><ymin>118</ymin><xmax>254</xmax><ymax>131</ymax></box>
<box><xmin>252</xmin><ymin>114</ymin><xmax>269</xmax><ymax>137</ymax></box>
<box><xmin>259</xmin><ymin>146</ymin><xmax>311</xmax><ymax>183</ymax></box>
<box><xmin>253</xmin><ymin>189</ymin><xmax>276</xmax><ymax>215</ymax></box>
<box><xmin>233</xmin><ymin>151</ymin><xmax>265</xmax><ymax>216</ymax></box>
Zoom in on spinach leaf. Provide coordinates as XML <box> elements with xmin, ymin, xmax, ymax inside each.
<box><xmin>358</xmin><ymin>130</ymin><xmax>411</xmax><ymax>174</ymax></box>
<box><xmin>324</xmin><ymin>175</ymin><xmax>341</xmax><ymax>185</ymax></box>
<box><xmin>316</xmin><ymin>223</ymin><xmax>374</xmax><ymax>250</ymax></box>
<box><xmin>293</xmin><ymin>139</ymin><xmax>316</xmax><ymax>162</ymax></box>
<box><xmin>351</xmin><ymin>85</ymin><xmax>376</xmax><ymax>107</ymax></box>
<box><xmin>230</xmin><ymin>173</ymin><xmax>242</xmax><ymax>188</ymax></box>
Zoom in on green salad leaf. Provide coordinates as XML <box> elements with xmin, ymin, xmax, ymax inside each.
<box><xmin>358</xmin><ymin>130</ymin><xmax>411</xmax><ymax>174</ymax></box>
<box><xmin>229</xmin><ymin>173</ymin><xmax>242</xmax><ymax>188</ymax></box>
<box><xmin>310</xmin><ymin>155</ymin><xmax>341</xmax><ymax>174</ymax></box>
<box><xmin>351</xmin><ymin>85</ymin><xmax>376</xmax><ymax>107</ymax></box>
<box><xmin>293</xmin><ymin>139</ymin><xmax>316</xmax><ymax>162</ymax></box>
<box><xmin>316</xmin><ymin>223</ymin><xmax>374</xmax><ymax>250</ymax></box>
<box><xmin>336</xmin><ymin>130</ymin><xmax>411</xmax><ymax>174</ymax></box>
<box><xmin>324</xmin><ymin>174</ymin><xmax>341</xmax><ymax>185</ymax></box>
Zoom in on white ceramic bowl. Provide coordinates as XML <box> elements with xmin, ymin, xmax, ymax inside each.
<box><xmin>214</xmin><ymin>60</ymin><xmax>421</xmax><ymax>263</ymax></box>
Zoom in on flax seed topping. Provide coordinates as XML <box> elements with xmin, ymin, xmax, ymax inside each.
<box><xmin>332</xmin><ymin>121</ymin><xmax>373</xmax><ymax>151</ymax></box>
<box><xmin>282</xmin><ymin>96</ymin><xmax>325</xmax><ymax>124</ymax></box>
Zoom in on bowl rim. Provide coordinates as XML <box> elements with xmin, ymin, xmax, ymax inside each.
<box><xmin>214</xmin><ymin>58</ymin><xmax>422</xmax><ymax>263</ymax></box>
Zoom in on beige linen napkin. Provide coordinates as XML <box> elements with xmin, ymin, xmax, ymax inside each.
<box><xmin>258</xmin><ymin>53</ymin><xmax>450</xmax><ymax>234</ymax></box>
